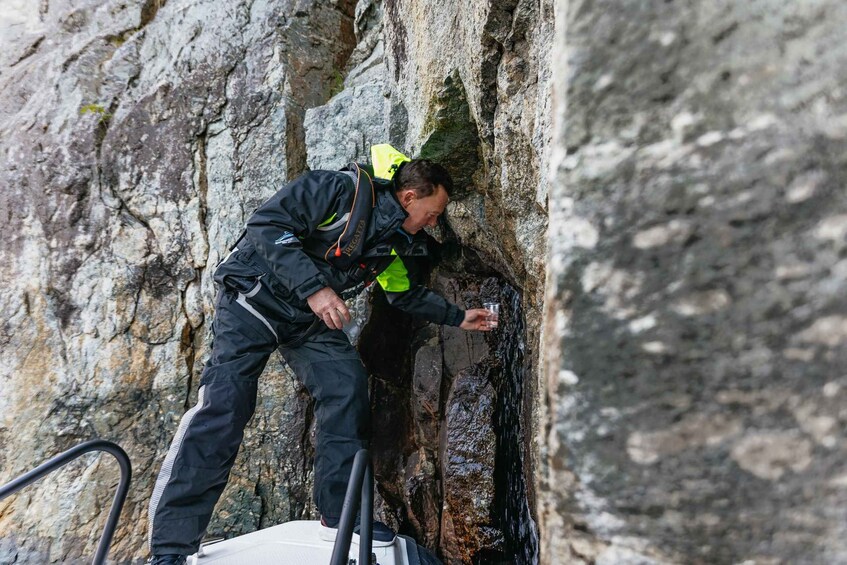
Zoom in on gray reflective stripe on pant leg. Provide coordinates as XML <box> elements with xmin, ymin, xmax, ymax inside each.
<box><xmin>235</xmin><ymin>281</ymin><xmax>278</xmax><ymax>340</ymax></box>
<box><xmin>147</xmin><ymin>385</ymin><xmax>206</xmax><ymax>551</ymax></box>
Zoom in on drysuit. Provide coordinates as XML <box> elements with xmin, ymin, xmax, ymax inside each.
<box><xmin>147</xmin><ymin>165</ymin><xmax>464</xmax><ymax>555</ymax></box>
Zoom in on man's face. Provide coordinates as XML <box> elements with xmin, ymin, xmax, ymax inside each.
<box><xmin>398</xmin><ymin>185</ymin><xmax>449</xmax><ymax>234</ymax></box>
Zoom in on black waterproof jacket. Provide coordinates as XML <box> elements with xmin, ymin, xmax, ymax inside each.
<box><xmin>213</xmin><ymin>168</ymin><xmax>465</xmax><ymax>327</ymax></box>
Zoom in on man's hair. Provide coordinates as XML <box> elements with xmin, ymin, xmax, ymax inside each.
<box><xmin>394</xmin><ymin>159</ymin><xmax>453</xmax><ymax>197</ymax></box>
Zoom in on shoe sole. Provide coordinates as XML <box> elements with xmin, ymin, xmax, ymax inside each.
<box><xmin>318</xmin><ymin>524</ymin><xmax>395</xmax><ymax>547</ymax></box>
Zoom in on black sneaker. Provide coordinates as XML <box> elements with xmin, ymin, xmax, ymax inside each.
<box><xmin>148</xmin><ymin>555</ymin><xmax>187</xmax><ymax>565</ymax></box>
<box><xmin>319</xmin><ymin>515</ymin><xmax>396</xmax><ymax>547</ymax></box>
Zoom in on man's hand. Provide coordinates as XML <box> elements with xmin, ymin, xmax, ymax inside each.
<box><xmin>460</xmin><ymin>308</ymin><xmax>495</xmax><ymax>331</ymax></box>
<box><xmin>307</xmin><ymin>287</ymin><xmax>351</xmax><ymax>330</ymax></box>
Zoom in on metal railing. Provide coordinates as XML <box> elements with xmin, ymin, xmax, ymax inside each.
<box><xmin>330</xmin><ymin>448</ymin><xmax>374</xmax><ymax>565</ymax></box>
<box><xmin>0</xmin><ymin>439</ymin><xmax>132</xmax><ymax>565</ymax></box>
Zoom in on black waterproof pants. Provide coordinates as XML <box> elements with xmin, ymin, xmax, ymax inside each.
<box><xmin>147</xmin><ymin>282</ymin><xmax>370</xmax><ymax>556</ymax></box>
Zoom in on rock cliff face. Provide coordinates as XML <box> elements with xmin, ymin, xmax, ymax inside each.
<box><xmin>0</xmin><ymin>1</ymin><xmax>358</xmax><ymax>561</ymax></box>
<box><xmin>0</xmin><ymin>0</ymin><xmax>547</xmax><ymax>563</ymax></box>
<box><xmin>543</xmin><ymin>1</ymin><xmax>847</xmax><ymax>563</ymax></box>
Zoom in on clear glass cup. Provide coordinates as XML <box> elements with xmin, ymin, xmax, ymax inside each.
<box><xmin>483</xmin><ymin>302</ymin><xmax>500</xmax><ymax>329</ymax></box>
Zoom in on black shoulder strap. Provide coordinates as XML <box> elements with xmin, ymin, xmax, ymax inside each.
<box><xmin>325</xmin><ymin>162</ymin><xmax>375</xmax><ymax>269</ymax></box>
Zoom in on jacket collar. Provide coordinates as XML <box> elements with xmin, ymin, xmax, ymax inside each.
<box><xmin>373</xmin><ymin>187</ymin><xmax>408</xmax><ymax>234</ymax></box>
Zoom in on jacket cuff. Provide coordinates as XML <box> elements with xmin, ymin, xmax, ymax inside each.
<box><xmin>294</xmin><ymin>274</ymin><xmax>328</xmax><ymax>301</ymax></box>
<box><xmin>445</xmin><ymin>303</ymin><xmax>465</xmax><ymax>327</ymax></box>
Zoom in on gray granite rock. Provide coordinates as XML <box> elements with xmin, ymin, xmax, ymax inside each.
<box><xmin>0</xmin><ymin>0</ymin><xmax>355</xmax><ymax>561</ymax></box>
<box><xmin>542</xmin><ymin>0</ymin><xmax>847</xmax><ymax>563</ymax></box>
<box><xmin>304</xmin><ymin>80</ymin><xmax>388</xmax><ymax>171</ymax></box>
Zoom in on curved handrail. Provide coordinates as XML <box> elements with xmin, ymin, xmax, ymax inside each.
<box><xmin>0</xmin><ymin>439</ymin><xmax>132</xmax><ymax>565</ymax></box>
<box><xmin>330</xmin><ymin>448</ymin><xmax>373</xmax><ymax>565</ymax></box>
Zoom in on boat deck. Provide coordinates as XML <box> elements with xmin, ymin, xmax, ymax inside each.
<box><xmin>188</xmin><ymin>520</ymin><xmax>412</xmax><ymax>565</ymax></box>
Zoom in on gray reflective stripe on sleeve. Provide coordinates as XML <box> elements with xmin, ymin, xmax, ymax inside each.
<box><xmin>316</xmin><ymin>212</ymin><xmax>350</xmax><ymax>232</ymax></box>
<box><xmin>147</xmin><ymin>385</ymin><xmax>207</xmax><ymax>551</ymax></box>
<box><xmin>235</xmin><ymin>281</ymin><xmax>278</xmax><ymax>340</ymax></box>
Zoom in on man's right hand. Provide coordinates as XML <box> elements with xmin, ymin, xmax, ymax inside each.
<box><xmin>460</xmin><ymin>308</ymin><xmax>496</xmax><ymax>331</ymax></box>
<box><xmin>307</xmin><ymin>287</ymin><xmax>351</xmax><ymax>330</ymax></box>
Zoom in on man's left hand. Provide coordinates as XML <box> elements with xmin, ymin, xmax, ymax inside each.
<box><xmin>307</xmin><ymin>287</ymin><xmax>351</xmax><ymax>330</ymax></box>
<box><xmin>460</xmin><ymin>308</ymin><xmax>495</xmax><ymax>331</ymax></box>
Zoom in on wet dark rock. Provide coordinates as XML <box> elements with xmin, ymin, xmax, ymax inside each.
<box><xmin>403</xmin><ymin>447</ymin><xmax>441</xmax><ymax>549</ymax></box>
<box><xmin>438</xmin><ymin>276</ymin><xmax>490</xmax><ymax>377</ymax></box>
<box><xmin>412</xmin><ymin>339</ymin><xmax>443</xmax><ymax>450</ymax></box>
<box><xmin>359</xmin><ymin>267</ymin><xmax>534</xmax><ymax>563</ymax></box>
<box><xmin>492</xmin><ymin>286</ymin><xmax>539</xmax><ymax>565</ymax></box>
<box><xmin>440</xmin><ymin>366</ymin><xmax>500</xmax><ymax>563</ymax></box>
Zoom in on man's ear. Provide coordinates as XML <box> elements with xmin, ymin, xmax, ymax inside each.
<box><xmin>398</xmin><ymin>188</ymin><xmax>416</xmax><ymax>208</ymax></box>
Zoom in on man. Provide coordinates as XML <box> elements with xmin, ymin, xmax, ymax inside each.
<box><xmin>146</xmin><ymin>148</ymin><xmax>493</xmax><ymax>564</ymax></box>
